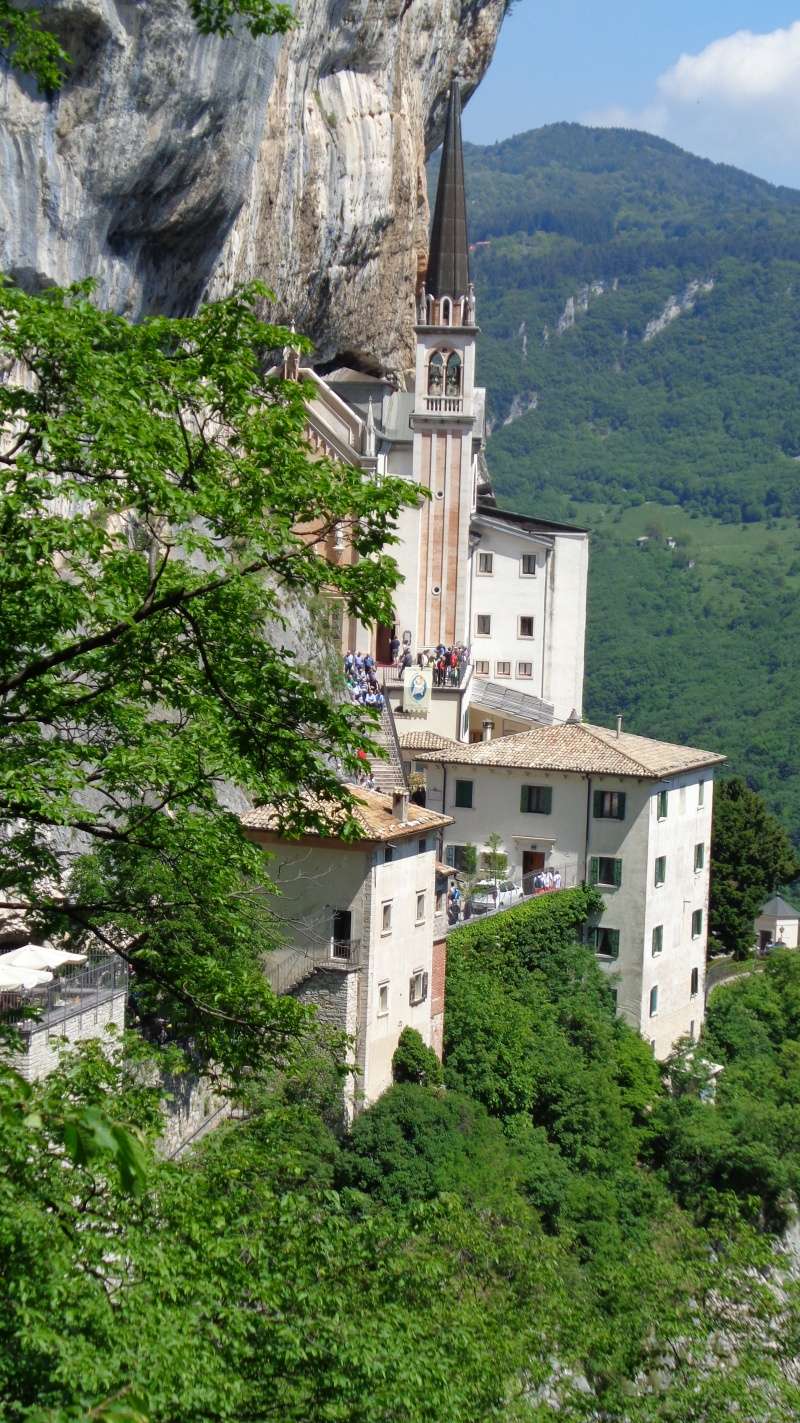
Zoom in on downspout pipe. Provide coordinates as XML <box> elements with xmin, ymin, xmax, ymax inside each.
<box><xmin>583</xmin><ymin>776</ymin><xmax>592</xmax><ymax>884</ymax></box>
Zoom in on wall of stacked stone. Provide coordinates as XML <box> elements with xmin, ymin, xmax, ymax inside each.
<box><xmin>9</xmin><ymin>992</ymin><xmax>127</xmax><ymax>1082</ymax></box>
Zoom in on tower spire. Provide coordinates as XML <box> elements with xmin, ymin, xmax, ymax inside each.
<box><xmin>426</xmin><ymin>79</ymin><xmax>470</xmax><ymax>302</ymax></box>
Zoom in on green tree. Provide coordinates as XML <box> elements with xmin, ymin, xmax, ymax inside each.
<box><xmin>710</xmin><ymin>778</ymin><xmax>799</xmax><ymax>958</ymax></box>
<box><xmin>391</xmin><ymin>1026</ymin><xmax>443</xmax><ymax>1087</ymax></box>
<box><xmin>481</xmin><ymin>830</ymin><xmax>509</xmax><ymax>887</ymax></box>
<box><xmin>0</xmin><ymin>278</ymin><xmax>419</xmax><ymax>1075</ymax></box>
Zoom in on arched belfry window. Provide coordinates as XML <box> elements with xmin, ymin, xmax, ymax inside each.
<box><xmin>445</xmin><ymin>352</ymin><xmax>462</xmax><ymax>396</ymax></box>
<box><xmin>427</xmin><ymin>352</ymin><xmax>444</xmax><ymax>396</ymax></box>
<box><xmin>441</xmin><ymin>297</ymin><xmax>452</xmax><ymax>326</ymax></box>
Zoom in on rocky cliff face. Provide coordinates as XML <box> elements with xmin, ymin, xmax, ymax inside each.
<box><xmin>0</xmin><ymin>0</ymin><xmax>505</xmax><ymax>376</ymax></box>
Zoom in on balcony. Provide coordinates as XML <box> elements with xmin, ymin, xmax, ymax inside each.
<box><xmin>0</xmin><ymin>953</ymin><xmax>128</xmax><ymax>1028</ymax></box>
<box><xmin>439</xmin><ymin>865</ymin><xmax>579</xmax><ymax>935</ymax></box>
<box><xmin>424</xmin><ymin>396</ymin><xmax>463</xmax><ymax>414</ymax></box>
<box><xmin>380</xmin><ymin>659</ymin><xmax>470</xmax><ymax>690</ymax></box>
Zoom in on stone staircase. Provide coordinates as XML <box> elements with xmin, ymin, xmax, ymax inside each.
<box><xmin>369</xmin><ymin>697</ymin><xmax>408</xmax><ymax>793</ymax></box>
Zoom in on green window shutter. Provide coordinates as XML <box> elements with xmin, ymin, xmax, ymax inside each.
<box><xmin>613</xmin><ymin>859</ymin><xmax>622</xmax><ymax>888</ymax></box>
<box><xmin>520</xmin><ymin>786</ymin><xmax>527</xmax><ymax>813</ymax></box>
<box><xmin>593</xmin><ymin>790</ymin><xmax>604</xmax><ymax>818</ymax></box>
<box><xmin>608</xmin><ymin>929</ymin><xmax>620</xmax><ymax>957</ymax></box>
<box><xmin>542</xmin><ymin>786</ymin><xmax>553</xmax><ymax>815</ymax></box>
<box><xmin>589</xmin><ymin>857</ymin><xmax>599</xmax><ymax>885</ymax></box>
<box><xmin>616</xmin><ymin>793</ymin><xmax>626</xmax><ymax>820</ymax></box>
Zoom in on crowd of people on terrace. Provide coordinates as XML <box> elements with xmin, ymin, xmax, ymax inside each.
<box><xmin>343</xmin><ymin>652</ymin><xmax>386</xmax><ymax>710</ymax></box>
<box><xmin>388</xmin><ymin>635</ymin><xmax>471</xmax><ymax>687</ymax></box>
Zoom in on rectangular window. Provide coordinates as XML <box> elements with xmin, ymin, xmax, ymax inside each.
<box><xmin>455</xmin><ymin>779</ymin><xmax>474</xmax><ymax>809</ymax></box>
<box><xmin>694</xmin><ymin>842</ymin><xmax>704</xmax><ymax>872</ymax></box>
<box><xmin>651</xmin><ymin>924</ymin><xmax>663</xmax><ymax>956</ymax></box>
<box><xmin>698</xmin><ymin>781</ymin><xmax>705</xmax><ymax>807</ymax></box>
<box><xmin>384</xmin><ymin>845</ymin><xmax>394</xmax><ymax>864</ymax></box>
<box><xmin>518</xmin><ymin>615</ymin><xmax>535</xmax><ymax>638</ymax></box>
<box><xmin>477</xmin><ymin>551</ymin><xmax>493</xmax><ymax>575</ymax></box>
<box><xmin>474</xmin><ymin>659</ymin><xmax>490</xmax><ymax>676</ymax></box>
<box><xmin>415</xmin><ymin>892</ymin><xmax>426</xmax><ymax>924</ymax></box>
<box><xmin>377</xmin><ymin>982</ymin><xmax>389</xmax><ymax>1016</ymax></box>
<box><xmin>517</xmin><ymin>660</ymin><xmax>533</xmax><ymax>678</ymax></box>
<box><xmin>476</xmin><ymin>614</ymin><xmax>491</xmax><ymax>636</ymax></box>
<box><xmin>409</xmin><ymin>969</ymin><xmax>428</xmax><ymax>1006</ymax></box>
<box><xmin>649</xmin><ymin>985</ymin><xmax>659</xmax><ymax>1017</ymax></box>
<box><xmin>657</xmin><ymin>790</ymin><xmax>669</xmax><ymax>820</ymax></box>
<box><xmin>593</xmin><ymin>790</ymin><xmax>627</xmax><ymax>821</ymax></box>
<box><xmin>445</xmin><ymin>844</ymin><xmax>471</xmax><ymax>872</ymax></box>
<box><xmin>588</xmin><ymin>926</ymin><xmax>620</xmax><ymax>958</ymax></box>
<box><xmin>520</xmin><ymin>784</ymin><xmax>553</xmax><ymax>815</ymax></box>
<box><xmin>690</xmin><ymin>967</ymin><xmax>699</xmax><ymax>998</ymax></box>
<box><xmin>654</xmin><ymin>855</ymin><xmax>666</xmax><ymax>887</ymax></box>
<box><xmin>590</xmin><ymin>856</ymin><xmax>622</xmax><ymax>888</ymax></box>
<box><xmin>418</xmin><ymin>836</ymin><xmax>428</xmax><ymax>854</ymax></box>
<box><xmin>495</xmin><ymin>660</ymin><xmax>511</xmax><ymax>677</ymax></box>
<box><xmin>521</xmin><ymin>553</ymin><xmax>537</xmax><ymax>576</ymax></box>
<box><xmin>691</xmin><ymin>909</ymin><xmax>703</xmax><ymax>938</ymax></box>
<box><xmin>610</xmin><ymin>988</ymin><xmax>618</xmax><ymax>1009</ymax></box>
<box><xmin>381</xmin><ymin>901</ymin><xmax>393</xmax><ymax>934</ymax></box>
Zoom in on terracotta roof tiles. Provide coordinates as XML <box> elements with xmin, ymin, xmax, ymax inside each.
<box><xmin>415</xmin><ymin>721</ymin><xmax>725</xmax><ymax>780</ymax></box>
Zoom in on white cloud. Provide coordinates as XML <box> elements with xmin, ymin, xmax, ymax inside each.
<box><xmin>585</xmin><ymin>23</ymin><xmax>800</xmax><ymax>187</ymax></box>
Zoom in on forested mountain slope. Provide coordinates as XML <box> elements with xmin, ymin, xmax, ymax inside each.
<box><xmin>449</xmin><ymin>125</ymin><xmax>800</xmax><ymax>839</ymax></box>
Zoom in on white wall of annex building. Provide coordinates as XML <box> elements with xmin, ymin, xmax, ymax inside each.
<box><xmin>469</xmin><ymin>526</ymin><xmax>549</xmax><ymax>694</ymax></box>
<box><xmin>544</xmin><ymin>533</ymin><xmax>588</xmax><ymax>720</ymax></box>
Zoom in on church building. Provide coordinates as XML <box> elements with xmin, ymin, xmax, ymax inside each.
<box><xmin>284</xmin><ymin>81</ymin><xmax>589</xmax><ymax>744</ymax></box>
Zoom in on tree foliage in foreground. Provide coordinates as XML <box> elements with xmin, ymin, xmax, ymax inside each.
<box><xmin>710</xmin><ymin>778</ymin><xmax>799</xmax><ymax>957</ymax></box>
<box><xmin>0</xmin><ymin>278</ymin><xmax>419</xmax><ymax>1075</ymax></box>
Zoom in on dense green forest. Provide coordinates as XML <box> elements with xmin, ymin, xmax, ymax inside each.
<box><xmin>441</xmin><ymin>125</ymin><xmax>800</xmax><ymax>840</ymax></box>
<box><xmin>9</xmin><ymin>889</ymin><xmax>800</xmax><ymax>1420</ymax></box>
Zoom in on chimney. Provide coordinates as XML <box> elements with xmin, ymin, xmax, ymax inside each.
<box><xmin>482</xmin><ymin>720</ymin><xmax>494</xmax><ymax>742</ymax></box>
<box><xmin>392</xmin><ymin>789</ymin><xmax>409</xmax><ymax>825</ymax></box>
<box><xmin>616</xmin><ymin>714</ymin><xmax>623</xmax><ymax>739</ymax></box>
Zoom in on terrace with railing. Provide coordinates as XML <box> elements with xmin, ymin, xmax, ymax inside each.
<box><xmin>263</xmin><ymin>938</ymin><xmax>361</xmax><ymax>997</ymax></box>
<box><xmin>436</xmin><ymin>864</ymin><xmax>580</xmax><ymax>937</ymax></box>
<box><xmin>0</xmin><ymin>953</ymin><xmax>129</xmax><ymax>1029</ymax></box>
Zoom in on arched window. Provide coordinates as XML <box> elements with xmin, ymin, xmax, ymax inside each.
<box><xmin>427</xmin><ymin>352</ymin><xmax>444</xmax><ymax>396</ymax></box>
<box><xmin>440</xmin><ymin>297</ymin><xmax>452</xmax><ymax>326</ymax></box>
<box><xmin>445</xmin><ymin>352</ymin><xmax>462</xmax><ymax>396</ymax></box>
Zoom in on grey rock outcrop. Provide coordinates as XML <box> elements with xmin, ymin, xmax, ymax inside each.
<box><xmin>1</xmin><ymin>0</ymin><xmax>505</xmax><ymax>376</ymax></box>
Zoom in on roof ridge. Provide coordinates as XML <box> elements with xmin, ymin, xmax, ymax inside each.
<box><xmin>574</xmin><ymin>721</ymin><xmax>649</xmax><ymax>773</ymax></box>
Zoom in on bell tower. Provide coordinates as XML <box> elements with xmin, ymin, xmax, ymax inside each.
<box><xmin>410</xmin><ymin>79</ymin><xmax>480</xmax><ymax>653</ymax></box>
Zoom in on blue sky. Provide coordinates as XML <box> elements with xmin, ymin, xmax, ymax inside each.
<box><xmin>463</xmin><ymin>3</ymin><xmax>800</xmax><ymax>186</ymax></box>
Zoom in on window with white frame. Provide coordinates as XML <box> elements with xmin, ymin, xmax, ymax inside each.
<box><xmin>415</xmin><ymin>892</ymin><xmax>426</xmax><ymax>923</ymax></box>
<box><xmin>409</xmin><ymin>969</ymin><xmax>428</xmax><ymax>1006</ymax></box>
<box><xmin>477</xmin><ymin>551</ymin><xmax>494</xmax><ymax>575</ymax></box>
<box><xmin>690</xmin><ymin>967</ymin><xmax>699</xmax><ymax>998</ymax></box>
<box><xmin>588</xmin><ymin>926</ymin><xmax>619</xmax><ymax>957</ymax></box>
<box><xmin>474</xmin><ymin>659</ymin><xmax>489</xmax><ymax>675</ymax></box>
<box><xmin>590</xmin><ymin>856</ymin><xmax>622</xmax><ymax>888</ymax></box>
<box><xmin>518</xmin><ymin>615</ymin><xmax>535</xmax><ymax>639</ymax></box>
<box><xmin>654</xmin><ymin>855</ymin><xmax>666</xmax><ymax>887</ymax></box>
<box><xmin>649</xmin><ymin>985</ymin><xmax>659</xmax><ymax>1017</ymax></box>
<box><xmin>381</xmin><ymin>901</ymin><xmax>393</xmax><ymax>934</ymax></box>
<box><xmin>377</xmin><ymin>982</ymin><xmax>389</xmax><ymax>1016</ymax></box>
<box><xmin>651</xmin><ymin>924</ymin><xmax>663</xmax><ymax>956</ymax></box>
<box><xmin>517</xmin><ymin>661</ymin><xmax>533</xmax><ymax>679</ymax></box>
<box><xmin>694</xmin><ymin>842</ymin><xmax>704</xmax><ymax>872</ymax></box>
<box><xmin>691</xmin><ymin>909</ymin><xmax>703</xmax><ymax>938</ymax></box>
<box><xmin>521</xmin><ymin>553</ymin><xmax>537</xmax><ymax>576</ymax></box>
<box><xmin>656</xmin><ymin>790</ymin><xmax>668</xmax><ymax>820</ymax></box>
<box><xmin>476</xmin><ymin>613</ymin><xmax>491</xmax><ymax>636</ymax></box>
<box><xmin>495</xmin><ymin>660</ymin><xmax>511</xmax><ymax>677</ymax></box>
<box><xmin>698</xmin><ymin>780</ymin><xmax>706</xmax><ymax>807</ymax></box>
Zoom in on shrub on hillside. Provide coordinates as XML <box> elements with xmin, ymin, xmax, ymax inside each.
<box><xmin>391</xmin><ymin>1027</ymin><xmax>443</xmax><ymax>1087</ymax></box>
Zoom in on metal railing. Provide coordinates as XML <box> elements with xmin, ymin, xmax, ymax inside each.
<box><xmin>0</xmin><ymin>954</ymin><xmax>128</xmax><ymax>1028</ymax></box>
<box><xmin>263</xmin><ymin>939</ymin><xmax>361</xmax><ymax>997</ymax></box>
<box><xmin>380</xmin><ymin>658</ymin><xmax>471</xmax><ymax>689</ymax></box>
<box><xmin>442</xmin><ymin>865</ymin><xmax>579</xmax><ymax>933</ymax></box>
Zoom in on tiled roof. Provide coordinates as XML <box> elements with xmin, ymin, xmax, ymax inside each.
<box><xmin>398</xmin><ymin>729</ymin><xmax>464</xmax><ymax>753</ymax></box>
<box><xmin>415</xmin><ymin>720</ymin><xmax>725</xmax><ymax>779</ymax></box>
<box><xmin>242</xmin><ymin>787</ymin><xmax>452</xmax><ymax>843</ymax></box>
<box><xmin>760</xmin><ymin>894</ymin><xmax>800</xmax><ymax>920</ymax></box>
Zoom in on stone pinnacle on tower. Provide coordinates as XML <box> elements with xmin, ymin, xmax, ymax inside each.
<box><xmin>426</xmin><ymin>78</ymin><xmax>471</xmax><ymax>302</ymax></box>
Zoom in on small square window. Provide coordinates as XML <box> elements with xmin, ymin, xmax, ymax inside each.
<box><xmin>384</xmin><ymin>845</ymin><xmax>394</xmax><ymax>864</ymax></box>
<box><xmin>691</xmin><ymin>909</ymin><xmax>703</xmax><ymax>938</ymax></box>
<box><xmin>455</xmin><ymin>779</ymin><xmax>474</xmax><ymax>809</ymax></box>
<box><xmin>418</xmin><ymin>836</ymin><xmax>428</xmax><ymax>854</ymax></box>
<box><xmin>652</xmin><ymin>924</ymin><xmax>663</xmax><ymax>956</ymax></box>
<box><xmin>657</xmin><ymin>790</ymin><xmax>668</xmax><ymax>820</ymax></box>
<box><xmin>518</xmin><ymin>615</ymin><xmax>535</xmax><ymax>639</ymax></box>
<box><xmin>698</xmin><ymin>781</ymin><xmax>706</xmax><ymax>808</ymax></box>
<box><xmin>690</xmin><ymin>967</ymin><xmax>699</xmax><ymax>998</ymax></box>
<box><xmin>377</xmin><ymin>982</ymin><xmax>389</xmax><ymax>1016</ymax></box>
<box><xmin>474</xmin><ymin>659</ymin><xmax>490</xmax><ymax>676</ymax></box>
<box><xmin>416</xmin><ymin>891</ymin><xmax>426</xmax><ymax>923</ymax></box>
<box><xmin>521</xmin><ymin>554</ymin><xmax>537</xmax><ymax>576</ymax></box>
<box><xmin>694</xmin><ymin>842</ymin><xmax>704</xmax><ymax>872</ymax></box>
<box><xmin>593</xmin><ymin>790</ymin><xmax>626</xmax><ymax>821</ymax></box>
<box><xmin>476</xmin><ymin>614</ymin><xmax>491</xmax><ymax>636</ymax></box>
<box><xmin>649</xmin><ymin>985</ymin><xmax>659</xmax><ymax>1017</ymax></box>
<box><xmin>381</xmin><ymin>901</ymin><xmax>393</xmax><ymax>933</ymax></box>
<box><xmin>495</xmin><ymin>660</ymin><xmax>511</xmax><ymax>677</ymax></box>
<box><xmin>477</xmin><ymin>551</ymin><xmax>494</xmax><ymax>575</ymax></box>
<box><xmin>517</xmin><ymin>661</ymin><xmax>533</xmax><ymax>678</ymax></box>
<box><xmin>445</xmin><ymin>844</ymin><xmax>472</xmax><ymax>872</ymax></box>
<box><xmin>654</xmin><ymin>855</ymin><xmax>666</xmax><ymax>887</ymax></box>
<box><xmin>409</xmin><ymin>969</ymin><xmax>428</xmax><ymax>1006</ymax></box>
<box><xmin>520</xmin><ymin>784</ymin><xmax>553</xmax><ymax>815</ymax></box>
<box><xmin>589</xmin><ymin>926</ymin><xmax>619</xmax><ymax>958</ymax></box>
<box><xmin>591</xmin><ymin>856</ymin><xmax>622</xmax><ymax>888</ymax></box>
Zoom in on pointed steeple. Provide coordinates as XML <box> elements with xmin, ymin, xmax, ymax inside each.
<box><xmin>426</xmin><ymin>79</ymin><xmax>470</xmax><ymax>301</ymax></box>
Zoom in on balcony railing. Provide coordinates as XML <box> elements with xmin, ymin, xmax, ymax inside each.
<box><xmin>0</xmin><ymin>954</ymin><xmax>129</xmax><ymax>1029</ymax></box>
<box><xmin>440</xmin><ymin>865</ymin><xmax>579</xmax><ymax>934</ymax></box>
<box><xmin>264</xmin><ymin>939</ymin><xmax>361</xmax><ymax>997</ymax></box>
<box><xmin>425</xmin><ymin>396</ymin><xmax>464</xmax><ymax>414</ymax></box>
<box><xmin>380</xmin><ymin>660</ymin><xmax>470</xmax><ymax>689</ymax></box>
